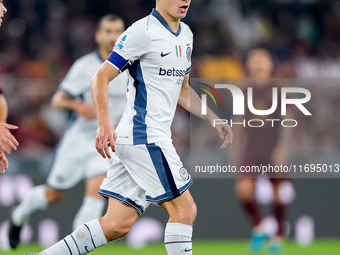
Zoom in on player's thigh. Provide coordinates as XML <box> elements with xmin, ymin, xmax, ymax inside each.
<box><xmin>236</xmin><ymin>178</ymin><xmax>255</xmax><ymax>201</ymax></box>
<box><xmin>99</xmin><ymin>154</ymin><xmax>150</xmax><ymax>215</ymax></box>
<box><xmin>159</xmin><ymin>189</ymin><xmax>197</xmax><ymax>225</ymax></box>
<box><xmin>118</xmin><ymin>142</ymin><xmax>192</xmax><ymax>203</ymax></box>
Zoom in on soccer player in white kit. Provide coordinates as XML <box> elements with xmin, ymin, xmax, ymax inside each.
<box><xmin>9</xmin><ymin>14</ymin><xmax>128</xmax><ymax>249</ymax></box>
<box><xmin>25</xmin><ymin>1</ymin><xmax>233</xmax><ymax>254</ymax></box>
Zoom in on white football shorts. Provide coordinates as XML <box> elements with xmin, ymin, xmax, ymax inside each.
<box><xmin>99</xmin><ymin>141</ymin><xmax>193</xmax><ymax>215</ymax></box>
<box><xmin>46</xmin><ymin>138</ymin><xmax>112</xmax><ymax>190</ymax></box>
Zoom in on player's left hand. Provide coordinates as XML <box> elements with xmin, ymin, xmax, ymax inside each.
<box><xmin>0</xmin><ymin>151</ymin><xmax>8</xmax><ymax>176</ymax></box>
<box><xmin>214</xmin><ymin>122</ymin><xmax>233</xmax><ymax>149</ymax></box>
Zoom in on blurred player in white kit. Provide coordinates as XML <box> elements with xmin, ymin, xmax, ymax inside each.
<box><xmin>8</xmin><ymin>14</ymin><xmax>128</xmax><ymax>249</ymax></box>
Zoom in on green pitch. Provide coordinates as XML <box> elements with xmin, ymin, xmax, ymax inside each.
<box><xmin>5</xmin><ymin>239</ymin><xmax>340</xmax><ymax>255</ymax></box>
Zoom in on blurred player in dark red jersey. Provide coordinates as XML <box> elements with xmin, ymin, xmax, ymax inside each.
<box><xmin>231</xmin><ymin>49</ymin><xmax>291</xmax><ymax>254</ymax></box>
<box><xmin>0</xmin><ymin>0</ymin><xmax>20</xmax><ymax>175</ymax></box>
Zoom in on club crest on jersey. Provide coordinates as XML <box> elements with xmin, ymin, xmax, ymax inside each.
<box><xmin>175</xmin><ymin>45</ymin><xmax>182</xmax><ymax>58</ymax></box>
<box><xmin>186</xmin><ymin>44</ymin><xmax>192</xmax><ymax>62</ymax></box>
<box><xmin>116</xmin><ymin>34</ymin><xmax>129</xmax><ymax>50</ymax></box>
<box><xmin>179</xmin><ymin>167</ymin><xmax>190</xmax><ymax>181</ymax></box>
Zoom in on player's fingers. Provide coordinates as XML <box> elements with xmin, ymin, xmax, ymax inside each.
<box><xmin>103</xmin><ymin>141</ymin><xmax>111</xmax><ymax>159</ymax></box>
<box><xmin>0</xmin><ymin>142</ymin><xmax>11</xmax><ymax>154</ymax></box>
<box><xmin>4</xmin><ymin>135</ymin><xmax>18</xmax><ymax>150</ymax></box>
<box><xmin>216</xmin><ymin>125</ymin><xmax>224</xmax><ymax>139</ymax></box>
<box><xmin>220</xmin><ymin>136</ymin><xmax>231</xmax><ymax>149</ymax></box>
<box><xmin>109</xmin><ymin>134</ymin><xmax>116</xmax><ymax>154</ymax></box>
<box><xmin>0</xmin><ymin>153</ymin><xmax>8</xmax><ymax>175</ymax></box>
<box><xmin>4</xmin><ymin>158</ymin><xmax>8</xmax><ymax>170</ymax></box>
<box><xmin>96</xmin><ymin>136</ymin><xmax>106</xmax><ymax>159</ymax></box>
<box><xmin>2</xmin><ymin>158</ymin><xmax>8</xmax><ymax>172</ymax></box>
<box><xmin>102</xmin><ymin>133</ymin><xmax>112</xmax><ymax>159</ymax></box>
<box><xmin>224</xmin><ymin>125</ymin><xmax>233</xmax><ymax>144</ymax></box>
<box><xmin>4</xmin><ymin>124</ymin><xmax>18</xmax><ymax>130</ymax></box>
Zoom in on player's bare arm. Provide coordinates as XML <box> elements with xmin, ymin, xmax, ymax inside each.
<box><xmin>51</xmin><ymin>90</ymin><xmax>96</xmax><ymax>120</ymax></box>
<box><xmin>0</xmin><ymin>94</ymin><xmax>8</xmax><ymax>123</ymax></box>
<box><xmin>91</xmin><ymin>61</ymin><xmax>120</xmax><ymax>159</ymax></box>
<box><xmin>178</xmin><ymin>74</ymin><xmax>233</xmax><ymax>149</ymax></box>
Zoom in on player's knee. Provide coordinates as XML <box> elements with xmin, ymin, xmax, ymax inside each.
<box><xmin>186</xmin><ymin>202</ymin><xmax>197</xmax><ymax>223</ymax></box>
<box><xmin>45</xmin><ymin>187</ymin><xmax>64</xmax><ymax>203</ymax></box>
<box><xmin>238</xmin><ymin>189</ymin><xmax>253</xmax><ymax>202</ymax></box>
<box><xmin>273</xmin><ymin>191</ymin><xmax>282</xmax><ymax>204</ymax></box>
<box><xmin>106</xmin><ymin>221</ymin><xmax>133</xmax><ymax>240</ymax></box>
<box><xmin>176</xmin><ymin>201</ymin><xmax>197</xmax><ymax>225</ymax></box>
<box><xmin>237</xmin><ymin>180</ymin><xmax>254</xmax><ymax>202</ymax></box>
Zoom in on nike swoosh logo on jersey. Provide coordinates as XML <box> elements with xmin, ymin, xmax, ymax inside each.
<box><xmin>161</xmin><ymin>51</ymin><xmax>172</xmax><ymax>57</ymax></box>
<box><xmin>85</xmin><ymin>246</ymin><xmax>90</xmax><ymax>252</ymax></box>
<box><xmin>185</xmin><ymin>248</ymin><xmax>192</xmax><ymax>252</ymax></box>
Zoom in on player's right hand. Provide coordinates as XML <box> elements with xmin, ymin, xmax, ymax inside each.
<box><xmin>0</xmin><ymin>123</ymin><xmax>19</xmax><ymax>154</ymax></box>
<box><xmin>0</xmin><ymin>150</ymin><xmax>8</xmax><ymax>176</ymax></box>
<box><xmin>76</xmin><ymin>103</ymin><xmax>97</xmax><ymax>120</ymax></box>
<box><xmin>95</xmin><ymin>123</ymin><xmax>116</xmax><ymax>159</ymax></box>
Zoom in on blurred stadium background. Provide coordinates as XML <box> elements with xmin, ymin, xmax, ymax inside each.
<box><xmin>0</xmin><ymin>0</ymin><xmax>340</xmax><ymax>254</ymax></box>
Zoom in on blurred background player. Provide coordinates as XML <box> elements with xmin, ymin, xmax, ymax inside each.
<box><xmin>231</xmin><ymin>49</ymin><xmax>291</xmax><ymax>254</ymax></box>
<box><xmin>8</xmin><ymin>14</ymin><xmax>127</xmax><ymax>249</ymax></box>
<box><xmin>0</xmin><ymin>0</ymin><xmax>19</xmax><ymax>175</ymax></box>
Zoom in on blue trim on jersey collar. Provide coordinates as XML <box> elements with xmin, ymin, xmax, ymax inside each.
<box><xmin>151</xmin><ymin>9</ymin><xmax>182</xmax><ymax>37</ymax></box>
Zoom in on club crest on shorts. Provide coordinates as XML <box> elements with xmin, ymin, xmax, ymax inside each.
<box><xmin>179</xmin><ymin>167</ymin><xmax>189</xmax><ymax>181</ymax></box>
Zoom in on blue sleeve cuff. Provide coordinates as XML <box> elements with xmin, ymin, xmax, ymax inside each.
<box><xmin>186</xmin><ymin>66</ymin><xmax>191</xmax><ymax>74</ymax></box>
<box><xmin>107</xmin><ymin>51</ymin><xmax>131</xmax><ymax>73</ymax></box>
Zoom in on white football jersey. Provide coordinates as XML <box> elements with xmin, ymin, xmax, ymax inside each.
<box><xmin>106</xmin><ymin>9</ymin><xmax>193</xmax><ymax>145</ymax></box>
<box><xmin>60</xmin><ymin>51</ymin><xmax>128</xmax><ymax>143</ymax></box>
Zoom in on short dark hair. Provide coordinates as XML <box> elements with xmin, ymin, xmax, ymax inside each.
<box><xmin>97</xmin><ymin>14</ymin><xmax>124</xmax><ymax>31</ymax></box>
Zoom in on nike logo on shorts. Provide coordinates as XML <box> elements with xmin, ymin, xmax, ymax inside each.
<box><xmin>161</xmin><ymin>51</ymin><xmax>172</xmax><ymax>57</ymax></box>
<box><xmin>185</xmin><ymin>248</ymin><xmax>192</xmax><ymax>252</ymax></box>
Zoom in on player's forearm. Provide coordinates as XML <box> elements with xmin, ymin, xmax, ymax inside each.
<box><xmin>51</xmin><ymin>91</ymin><xmax>80</xmax><ymax>111</ymax></box>
<box><xmin>91</xmin><ymin>72</ymin><xmax>111</xmax><ymax>125</ymax></box>
<box><xmin>0</xmin><ymin>95</ymin><xmax>8</xmax><ymax>123</ymax></box>
<box><xmin>179</xmin><ymin>86</ymin><xmax>219</xmax><ymax>123</ymax></box>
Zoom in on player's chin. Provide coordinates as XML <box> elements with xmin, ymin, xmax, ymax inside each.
<box><xmin>175</xmin><ymin>9</ymin><xmax>188</xmax><ymax>19</ymax></box>
<box><xmin>177</xmin><ymin>12</ymin><xmax>188</xmax><ymax>19</ymax></box>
